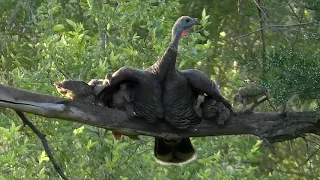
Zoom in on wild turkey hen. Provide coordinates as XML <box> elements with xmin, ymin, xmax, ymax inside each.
<box><xmin>97</xmin><ymin>16</ymin><xmax>201</xmax><ymax>164</ymax></box>
<box><xmin>154</xmin><ymin>17</ymin><xmax>233</xmax><ymax>164</ymax></box>
<box><xmin>98</xmin><ymin>16</ymin><xmax>232</xmax><ymax>165</ymax></box>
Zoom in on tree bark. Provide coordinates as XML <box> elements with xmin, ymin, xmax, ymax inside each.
<box><xmin>0</xmin><ymin>83</ymin><xmax>319</xmax><ymax>143</ymax></box>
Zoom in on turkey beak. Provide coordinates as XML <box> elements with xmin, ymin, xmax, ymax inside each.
<box><xmin>193</xmin><ymin>18</ymin><xmax>201</xmax><ymax>25</ymax></box>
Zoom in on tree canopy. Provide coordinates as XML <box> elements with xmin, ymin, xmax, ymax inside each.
<box><xmin>0</xmin><ymin>0</ymin><xmax>320</xmax><ymax>179</ymax></box>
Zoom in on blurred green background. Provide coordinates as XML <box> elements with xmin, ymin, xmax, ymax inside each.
<box><xmin>0</xmin><ymin>0</ymin><xmax>320</xmax><ymax>179</ymax></box>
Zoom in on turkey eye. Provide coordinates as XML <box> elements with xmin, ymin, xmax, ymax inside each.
<box><xmin>185</xmin><ymin>19</ymin><xmax>190</xmax><ymax>23</ymax></box>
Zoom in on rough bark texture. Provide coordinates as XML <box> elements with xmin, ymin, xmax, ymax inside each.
<box><xmin>0</xmin><ymin>84</ymin><xmax>319</xmax><ymax>143</ymax></box>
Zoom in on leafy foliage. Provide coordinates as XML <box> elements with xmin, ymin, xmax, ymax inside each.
<box><xmin>0</xmin><ymin>0</ymin><xmax>320</xmax><ymax>179</ymax></box>
<box><xmin>261</xmin><ymin>49</ymin><xmax>320</xmax><ymax>108</ymax></box>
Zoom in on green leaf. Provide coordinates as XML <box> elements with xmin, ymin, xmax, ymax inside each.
<box><xmin>202</xmin><ymin>8</ymin><xmax>206</xmax><ymax>18</ymax></box>
<box><xmin>120</xmin><ymin>176</ymin><xmax>128</xmax><ymax>180</ymax></box>
<box><xmin>110</xmin><ymin>50</ymin><xmax>120</xmax><ymax>61</ymax></box>
<box><xmin>66</xmin><ymin>18</ymin><xmax>77</xmax><ymax>29</ymax></box>
<box><xmin>53</xmin><ymin>24</ymin><xmax>64</xmax><ymax>31</ymax></box>
<box><xmin>73</xmin><ymin>126</ymin><xmax>85</xmax><ymax>135</ymax></box>
<box><xmin>203</xmin><ymin>30</ymin><xmax>210</xmax><ymax>36</ymax></box>
<box><xmin>86</xmin><ymin>139</ymin><xmax>97</xmax><ymax>150</ymax></box>
<box><xmin>150</xmin><ymin>27</ymin><xmax>157</xmax><ymax>41</ymax></box>
<box><xmin>214</xmin><ymin>150</ymin><xmax>221</xmax><ymax>161</ymax></box>
<box><xmin>39</xmin><ymin>151</ymin><xmax>49</xmax><ymax>164</ymax></box>
<box><xmin>115</xmin><ymin>142</ymin><xmax>129</xmax><ymax>151</ymax></box>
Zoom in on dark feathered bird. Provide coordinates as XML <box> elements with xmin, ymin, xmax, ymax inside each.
<box><xmin>98</xmin><ymin>16</ymin><xmax>232</xmax><ymax>165</ymax></box>
<box><xmin>97</xmin><ymin>16</ymin><xmax>201</xmax><ymax>165</ymax></box>
<box><xmin>154</xmin><ymin>16</ymin><xmax>233</xmax><ymax>165</ymax></box>
<box><xmin>54</xmin><ymin>80</ymin><xmax>96</xmax><ymax>104</ymax></box>
<box><xmin>98</xmin><ymin>67</ymin><xmax>164</xmax><ymax>123</ymax></box>
<box><xmin>55</xmin><ymin>79</ymin><xmax>138</xmax><ymax>140</ymax></box>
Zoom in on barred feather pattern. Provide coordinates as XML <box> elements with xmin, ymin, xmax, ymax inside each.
<box><xmin>98</xmin><ymin>67</ymin><xmax>165</xmax><ymax>123</ymax></box>
<box><xmin>164</xmin><ymin>70</ymin><xmax>202</xmax><ymax>129</ymax></box>
<box><xmin>131</xmin><ymin>77</ymin><xmax>164</xmax><ymax>122</ymax></box>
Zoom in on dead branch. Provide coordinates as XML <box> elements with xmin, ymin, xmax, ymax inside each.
<box><xmin>256</xmin><ymin>0</ymin><xmax>292</xmax><ymax>45</ymax></box>
<box><xmin>15</xmin><ymin>110</ymin><xmax>68</xmax><ymax>180</ymax></box>
<box><xmin>245</xmin><ymin>96</ymin><xmax>268</xmax><ymax>112</ymax></box>
<box><xmin>0</xmin><ymin>84</ymin><xmax>319</xmax><ymax>143</ymax></box>
<box><xmin>254</xmin><ymin>0</ymin><xmax>267</xmax><ymax>70</ymax></box>
<box><xmin>231</xmin><ymin>22</ymin><xmax>313</xmax><ymax>41</ymax></box>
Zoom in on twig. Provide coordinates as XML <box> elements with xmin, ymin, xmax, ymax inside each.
<box><xmin>253</xmin><ymin>0</ymin><xmax>263</xmax><ymax>11</ymax></box>
<box><xmin>299</xmin><ymin>147</ymin><xmax>320</xmax><ymax>167</ymax></box>
<box><xmin>261</xmin><ymin>22</ymin><xmax>313</xmax><ymax>28</ymax></box>
<box><xmin>260</xmin><ymin>137</ymin><xmax>276</xmax><ymax>155</ymax></box>
<box><xmin>231</xmin><ymin>22</ymin><xmax>313</xmax><ymax>41</ymax></box>
<box><xmin>286</xmin><ymin>1</ymin><xmax>305</xmax><ymax>48</ymax></box>
<box><xmin>254</xmin><ymin>0</ymin><xmax>267</xmax><ymax>71</ymax></box>
<box><xmin>312</xmin><ymin>50</ymin><xmax>320</xmax><ymax>57</ymax></box>
<box><xmin>261</xmin><ymin>2</ymin><xmax>292</xmax><ymax>45</ymax></box>
<box><xmin>267</xmin><ymin>99</ymin><xmax>278</xmax><ymax>112</ymax></box>
<box><xmin>287</xmin><ymin>1</ymin><xmax>301</xmax><ymax>22</ymax></box>
<box><xmin>304</xmin><ymin>138</ymin><xmax>320</xmax><ymax>147</ymax></box>
<box><xmin>245</xmin><ymin>96</ymin><xmax>268</xmax><ymax>112</ymax></box>
<box><xmin>288</xmin><ymin>140</ymin><xmax>306</xmax><ymax>174</ymax></box>
<box><xmin>307</xmin><ymin>133</ymin><xmax>320</xmax><ymax>141</ymax></box>
<box><xmin>15</xmin><ymin>110</ymin><xmax>69</xmax><ymax>180</ymax></box>
<box><xmin>253</xmin><ymin>0</ymin><xmax>292</xmax><ymax>44</ymax></box>
<box><xmin>50</xmin><ymin>55</ymin><xmax>71</xmax><ymax>79</ymax></box>
<box><xmin>114</xmin><ymin>2</ymin><xmax>120</xmax><ymax>12</ymax></box>
<box><xmin>117</xmin><ymin>145</ymin><xmax>139</xmax><ymax>167</ymax></box>
<box><xmin>301</xmin><ymin>135</ymin><xmax>310</xmax><ymax>155</ymax></box>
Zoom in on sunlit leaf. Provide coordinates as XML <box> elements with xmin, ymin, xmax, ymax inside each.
<box><xmin>39</xmin><ymin>151</ymin><xmax>49</xmax><ymax>164</ymax></box>
<box><xmin>73</xmin><ymin>126</ymin><xmax>85</xmax><ymax>135</ymax></box>
<box><xmin>66</xmin><ymin>18</ymin><xmax>77</xmax><ymax>29</ymax></box>
<box><xmin>53</xmin><ymin>24</ymin><xmax>65</xmax><ymax>31</ymax></box>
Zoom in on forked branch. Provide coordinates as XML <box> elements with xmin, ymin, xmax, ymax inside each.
<box><xmin>15</xmin><ymin>111</ymin><xmax>68</xmax><ymax>180</ymax></box>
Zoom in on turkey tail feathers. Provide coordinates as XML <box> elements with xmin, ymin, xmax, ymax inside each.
<box><xmin>154</xmin><ymin>138</ymin><xmax>196</xmax><ymax>165</ymax></box>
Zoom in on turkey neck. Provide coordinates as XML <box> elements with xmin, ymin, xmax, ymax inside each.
<box><xmin>150</xmin><ymin>33</ymin><xmax>180</xmax><ymax>80</ymax></box>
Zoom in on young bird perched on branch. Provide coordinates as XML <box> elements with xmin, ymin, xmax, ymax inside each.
<box><xmin>233</xmin><ymin>80</ymin><xmax>268</xmax><ymax>110</ymax></box>
<box><xmin>54</xmin><ymin>80</ymin><xmax>97</xmax><ymax>105</ymax></box>
<box><xmin>195</xmin><ymin>94</ymin><xmax>231</xmax><ymax>125</ymax></box>
<box><xmin>54</xmin><ymin>79</ymin><xmax>138</xmax><ymax>140</ymax></box>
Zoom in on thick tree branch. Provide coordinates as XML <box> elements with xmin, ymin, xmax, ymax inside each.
<box><xmin>0</xmin><ymin>84</ymin><xmax>319</xmax><ymax>143</ymax></box>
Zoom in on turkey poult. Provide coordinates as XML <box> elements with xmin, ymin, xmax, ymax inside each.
<box><xmin>92</xmin><ymin>74</ymin><xmax>137</xmax><ymax>119</ymax></box>
<box><xmin>54</xmin><ymin>79</ymin><xmax>137</xmax><ymax>140</ymax></box>
<box><xmin>55</xmin><ymin>80</ymin><xmax>97</xmax><ymax>104</ymax></box>
<box><xmin>88</xmin><ymin>77</ymin><xmax>137</xmax><ymax>140</ymax></box>
<box><xmin>233</xmin><ymin>80</ymin><xmax>268</xmax><ymax>109</ymax></box>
